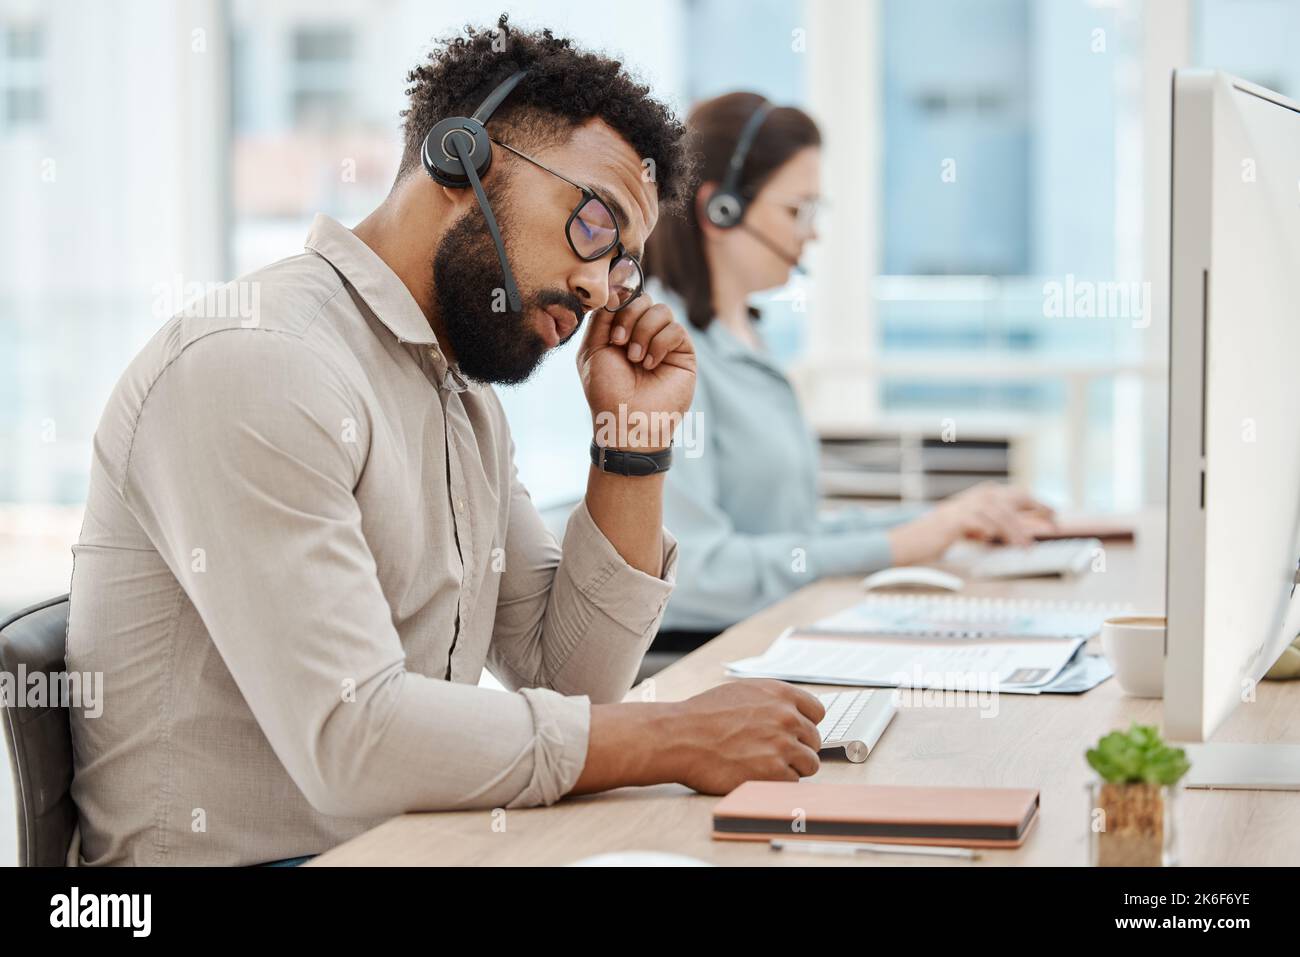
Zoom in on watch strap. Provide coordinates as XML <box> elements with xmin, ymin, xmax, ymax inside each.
<box><xmin>590</xmin><ymin>441</ymin><xmax>672</xmax><ymax>476</ymax></box>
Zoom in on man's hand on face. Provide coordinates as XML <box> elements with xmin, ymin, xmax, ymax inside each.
<box><xmin>575</xmin><ymin>294</ymin><xmax>696</xmax><ymax>451</ymax></box>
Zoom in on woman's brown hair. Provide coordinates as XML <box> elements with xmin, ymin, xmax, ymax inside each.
<box><xmin>643</xmin><ymin>91</ymin><xmax>821</xmax><ymax>330</ymax></box>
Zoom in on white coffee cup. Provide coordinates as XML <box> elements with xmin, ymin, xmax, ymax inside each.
<box><xmin>1100</xmin><ymin>615</ymin><xmax>1166</xmax><ymax>698</ymax></box>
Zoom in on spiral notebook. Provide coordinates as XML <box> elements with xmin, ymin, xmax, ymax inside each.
<box><xmin>807</xmin><ymin>594</ymin><xmax>1131</xmax><ymax>642</ymax></box>
<box><xmin>725</xmin><ymin>595</ymin><xmax>1129</xmax><ymax>694</ymax></box>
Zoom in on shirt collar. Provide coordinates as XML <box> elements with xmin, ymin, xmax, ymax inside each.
<box><xmin>704</xmin><ymin>314</ymin><xmax>786</xmax><ymax>378</ymax></box>
<box><xmin>304</xmin><ymin>214</ymin><xmax>471</xmax><ymax>393</ymax></box>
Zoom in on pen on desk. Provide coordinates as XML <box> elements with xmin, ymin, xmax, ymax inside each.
<box><xmin>769</xmin><ymin>839</ymin><xmax>981</xmax><ymax>860</ymax></box>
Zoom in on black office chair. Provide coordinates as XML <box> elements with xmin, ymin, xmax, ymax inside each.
<box><xmin>0</xmin><ymin>594</ymin><xmax>77</xmax><ymax>866</ymax></box>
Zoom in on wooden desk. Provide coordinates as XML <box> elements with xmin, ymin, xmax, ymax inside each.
<box><xmin>312</xmin><ymin>515</ymin><xmax>1300</xmax><ymax>866</ymax></box>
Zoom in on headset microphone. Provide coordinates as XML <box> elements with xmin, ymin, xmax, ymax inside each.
<box><xmin>740</xmin><ymin>222</ymin><xmax>806</xmax><ymax>276</ymax></box>
<box><xmin>421</xmin><ymin>69</ymin><xmax>529</xmax><ymax>312</ymax></box>
<box><xmin>447</xmin><ymin>134</ymin><xmax>521</xmax><ymax>310</ymax></box>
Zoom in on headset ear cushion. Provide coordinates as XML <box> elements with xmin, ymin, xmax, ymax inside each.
<box><xmin>422</xmin><ymin>116</ymin><xmax>493</xmax><ymax>187</ymax></box>
<box><xmin>706</xmin><ymin>191</ymin><xmax>744</xmax><ymax>229</ymax></box>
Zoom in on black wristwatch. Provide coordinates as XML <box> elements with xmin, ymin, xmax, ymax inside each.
<box><xmin>590</xmin><ymin>441</ymin><xmax>672</xmax><ymax>476</ymax></box>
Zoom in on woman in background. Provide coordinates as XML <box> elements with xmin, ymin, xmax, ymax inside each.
<box><xmin>643</xmin><ymin>92</ymin><xmax>1053</xmax><ymax>640</ymax></box>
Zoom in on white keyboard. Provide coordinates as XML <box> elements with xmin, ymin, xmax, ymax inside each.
<box><xmin>969</xmin><ymin>537</ymin><xmax>1102</xmax><ymax>580</ymax></box>
<box><xmin>816</xmin><ymin>690</ymin><xmax>898</xmax><ymax>763</ymax></box>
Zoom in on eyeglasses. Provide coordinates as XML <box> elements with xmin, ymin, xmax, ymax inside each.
<box><xmin>491</xmin><ymin>138</ymin><xmax>644</xmax><ymax>312</ymax></box>
<box><xmin>766</xmin><ymin>195</ymin><xmax>824</xmax><ymax>234</ymax></box>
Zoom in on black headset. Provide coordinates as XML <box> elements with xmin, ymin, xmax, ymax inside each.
<box><xmin>421</xmin><ymin>69</ymin><xmax>529</xmax><ymax>312</ymax></box>
<box><xmin>703</xmin><ymin>100</ymin><xmax>773</xmax><ymax>229</ymax></box>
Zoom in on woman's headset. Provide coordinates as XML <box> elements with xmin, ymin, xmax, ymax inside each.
<box><xmin>703</xmin><ymin>101</ymin><xmax>773</xmax><ymax>229</ymax></box>
<box><xmin>701</xmin><ymin>99</ymin><xmax>804</xmax><ymax>273</ymax></box>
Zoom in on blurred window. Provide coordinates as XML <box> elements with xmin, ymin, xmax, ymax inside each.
<box><xmin>290</xmin><ymin>26</ymin><xmax>354</xmax><ymax>130</ymax></box>
<box><xmin>874</xmin><ymin>0</ymin><xmax>1141</xmax><ymax>508</ymax></box>
<box><xmin>1</xmin><ymin>22</ymin><xmax>44</xmax><ymax>130</ymax></box>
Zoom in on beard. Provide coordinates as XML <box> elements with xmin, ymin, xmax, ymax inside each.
<box><xmin>431</xmin><ymin>187</ymin><xmax>585</xmax><ymax>386</ymax></box>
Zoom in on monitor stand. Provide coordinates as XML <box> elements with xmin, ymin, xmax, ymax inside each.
<box><xmin>1179</xmin><ymin>743</ymin><xmax>1300</xmax><ymax>790</ymax></box>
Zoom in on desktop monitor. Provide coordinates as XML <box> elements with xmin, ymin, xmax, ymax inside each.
<box><xmin>1165</xmin><ymin>69</ymin><xmax>1300</xmax><ymax>787</ymax></box>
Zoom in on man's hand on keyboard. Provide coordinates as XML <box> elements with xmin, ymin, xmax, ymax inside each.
<box><xmin>888</xmin><ymin>482</ymin><xmax>1056</xmax><ymax>565</ymax></box>
<box><xmin>665</xmin><ymin>680</ymin><xmax>825</xmax><ymax>794</ymax></box>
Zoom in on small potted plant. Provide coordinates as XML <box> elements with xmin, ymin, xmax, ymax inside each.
<box><xmin>1085</xmin><ymin>723</ymin><xmax>1190</xmax><ymax>867</ymax></box>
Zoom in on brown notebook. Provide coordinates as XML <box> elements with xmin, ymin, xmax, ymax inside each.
<box><xmin>712</xmin><ymin>781</ymin><xmax>1040</xmax><ymax>848</ymax></box>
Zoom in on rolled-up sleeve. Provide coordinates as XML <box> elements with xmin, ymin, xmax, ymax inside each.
<box><xmin>120</xmin><ymin>330</ymin><xmax>588</xmax><ymax>815</ymax></box>
<box><xmin>488</xmin><ymin>459</ymin><xmax>677</xmax><ymax>705</ymax></box>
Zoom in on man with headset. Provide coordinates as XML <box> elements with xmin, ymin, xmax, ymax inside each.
<box><xmin>65</xmin><ymin>16</ymin><xmax>825</xmax><ymax>865</ymax></box>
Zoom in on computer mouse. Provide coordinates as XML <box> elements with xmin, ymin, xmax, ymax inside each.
<box><xmin>861</xmin><ymin>566</ymin><xmax>964</xmax><ymax>593</ymax></box>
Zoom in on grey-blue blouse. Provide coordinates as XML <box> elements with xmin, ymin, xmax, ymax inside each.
<box><xmin>655</xmin><ymin>283</ymin><xmax>919</xmax><ymax>632</ymax></box>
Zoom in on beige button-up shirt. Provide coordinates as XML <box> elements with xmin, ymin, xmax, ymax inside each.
<box><xmin>66</xmin><ymin>213</ymin><xmax>677</xmax><ymax>866</ymax></box>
